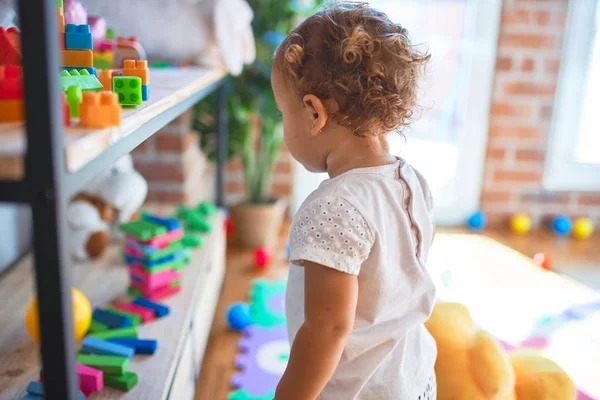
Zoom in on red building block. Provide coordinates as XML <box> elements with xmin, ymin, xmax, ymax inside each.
<box><xmin>79</xmin><ymin>91</ymin><xmax>121</xmax><ymax>128</ymax></box>
<box><xmin>0</xmin><ymin>99</ymin><xmax>23</xmax><ymax>122</ymax></box>
<box><xmin>0</xmin><ymin>27</ymin><xmax>21</xmax><ymax>66</ymax></box>
<box><xmin>0</xmin><ymin>66</ymin><xmax>23</xmax><ymax>100</ymax></box>
<box><xmin>122</xmin><ymin>59</ymin><xmax>148</xmax><ymax>85</ymax></box>
<box><xmin>62</xmin><ymin>92</ymin><xmax>70</xmax><ymax>126</ymax></box>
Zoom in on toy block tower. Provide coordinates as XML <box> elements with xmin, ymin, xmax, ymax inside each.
<box><xmin>122</xmin><ymin>60</ymin><xmax>149</xmax><ymax>101</ymax></box>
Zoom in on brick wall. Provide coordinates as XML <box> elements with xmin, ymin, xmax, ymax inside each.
<box><xmin>482</xmin><ymin>0</ymin><xmax>600</xmax><ymax>226</ymax></box>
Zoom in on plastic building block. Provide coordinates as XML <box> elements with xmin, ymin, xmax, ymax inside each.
<box><xmin>127</xmin><ymin>286</ymin><xmax>143</xmax><ymax>298</ymax></box>
<box><xmin>122</xmin><ymin>59</ymin><xmax>149</xmax><ymax>85</ymax></box>
<box><xmin>92</xmin><ymin>308</ymin><xmax>132</xmax><ymax>329</ymax></box>
<box><xmin>97</xmin><ymin>69</ymin><xmax>114</xmax><ymax>91</ymax></box>
<box><xmin>124</xmin><ymin>250</ymin><xmax>185</xmax><ymax>268</ymax></box>
<box><xmin>182</xmin><ymin>233</ymin><xmax>203</xmax><ymax>248</ymax></box>
<box><xmin>120</xmin><ymin>219</ymin><xmax>167</xmax><ymax>241</ymax></box>
<box><xmin>59</xmin><ymin>69</ymin><xmax>102</xmax><ymax>92</ymax></box>
<box><xmin>141</xmin><ymin>213</ymin><xmax>181</xmax><ymax>231</ymax></box>
<box><xmin>62</xmin><ymin>92</ymin><xmax>70</xmax><ymax>126</ymax></box>
<box><xmin>62</xmin><ymin>66</ymin><xmax>98</xmax><ymax>76</ymax></box>
<box><xmin>142</xmin><ymin>84</ymin><xmax>149</xmax><ymax>101</ymax></box>
<box><xmin>26</xmin><ymin>381</ymin><xmax>86</xmax><ymax>399</ymax></box>
<box><xmin>88</xmin><ymin>319</ymin><xmax>109</xmax><ymax>333</ymax></box>
<box><xmin>66</xmin><ymin>84</ymin><xmax>82</xmax><ymax>118</ymax></box>
<box><xmin>112</xmin><ymin>302</ymin><xmax>154</xmax><ymax>323</ymax></box>
<box><xmin>0</xmin><ymin>66</ymin><xmax>22</xmax><ymax>99</ymax></box>
<box><xmin>198</xmin><ymin>201</ymin><xmax>217</xmax><ymax>216</ymax></box>
<box><xmin>0</xmin><ymin>27</ymin><xmax>21</xmax><ymax>65</ymax></box>
<box><xmin>132</xmin><ymin>297</ymin><xmax>170</xmax><ymax>317</ymax></box>
<box><xmin>57</xmin><ymin>8</ymin><xmax>65</xmax><ymax>34</ymax></box>
<box><xmin>106</xmin><ymin>28</ymin><xmax>116</xmax><ymax>39</ymax></box>
<box><xmin>96</xmin><ymin>38</ymin><xmax>115</xmax><ymax>52</ymax></box>
<box><xmin>77</xmin><ymin>363</ymin><xmax>104</xmax><ymax>396</ymax></box>
<box><xmin>57</xmin><ymin>0</ymin><xmax>63</xmax><ymax>7</ymax></box>
<box><xmin>135</xmin><ymin>284</ymin><xmax>181</xmax><ymax>301</ymax></box>
<box><xmin>81</xmin><ymin>336</ymin><xmax>135</xmax><ymax>359</ymax></box>
<box><xmin>76</xmin><ymin>354</ymin><xmax>130</xmax><ymax>375</ymax></box>
<box><xmin>129</xmin><ymin>267</ymin><xmax>181</xmax><ymax>292</ymax></box>
<box><xmin>65</xmin><ymin>24</ymin><xmax>93</xmax><ymax>50</ymax></box>
<box><xmin>89</xmin><ymin>326</ymin><xmax>138</xmax><ymax>340</ymax></box>
<box><xmin>93</xmin><ymin>50</ymin><xmax>113</xmax><ymax>70</ymax></box>
<box><xmin>108</xmin><ymin>338</ymin><xmax>158</xmax><ymax>355</ymax></box>
<box><xmin>104</xmin><ymin>371</ymin><xmax>138</xmax><ymax>392</ymax></box>
<box><xmin>125</xmin><ymin>240</ymin><xmax>184</xmax><ymax>261</ymax></box>
<box><xmin>127</xmin><ymin>227</ymin><xmax>184</xmax><ymax>248</ymax></box>
<box><xmin>62</xmin><ymin>49</ymin><xmax>93</xmax><ymax>68</ymax></box>
<box><xmin>113</xmin><ymin>76</ymin><xmax>142</xmax><ymax>106</ymax></box>
<box><xmin>79</xmin><ymin>91</ymin><xmax>121</xmax><ymax>128</ymax></box>
<box><xmin>106</xmin><ymin>307</ymin><xmax>142</xmax><ymax>326</ymax></box>
<box><xmin>0</xmin><ymin>99</ymin><xmax>23</xmax><ymax>122</ymax></box>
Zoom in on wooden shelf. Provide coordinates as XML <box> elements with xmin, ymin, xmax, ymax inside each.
<box><xmin>0</xmin><ymin>212</ymin><xmax>225</xmax><ymax>399</ymax></box>
<box><xmin>0</xmin><ymin>67</ymin><xmax>226</xmax><ymax>180</ymax></box>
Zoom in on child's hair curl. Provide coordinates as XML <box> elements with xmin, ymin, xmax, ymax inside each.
<box><xmin>277</xmin><ymin>2</ymin><xmax>430</xmax><ymax>137</ymax></box>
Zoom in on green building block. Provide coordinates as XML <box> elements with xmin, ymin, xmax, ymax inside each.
<box><xmin>59</xmin><ymin>69</ymin><xmax>102</xmax><ymax>92</ymax></box>
<box><xmin>89</xmin><ymin>326</ymin><xmax>138</xmax><ymax>340</ymax></box>
<box><xmin>171</xmin><ymin>259</ymin><xmax>187</xmax><ymax>272</ymax></box>
<box><xmin>77</xmin><ymin>354</ymin><xmax>130</xmax><ymax>375</ymax></box>
<box><xmin>228</xmin><ymin>390</ymin><xmax>275</xmax><ymax>400</ymax></box>
<box><xmin>107</xmin><ymin>307</ymin><xmax>142</xmax><ymax>326</ymax></box>
<box><xmin>249</xmin><ymin>279</ymin><xmax>287</xmax><ymax>327</ymax></box>
<box><xmin>182</xmin><ymin>233</ymin><xmax>203</xmax><ymax>248</ymax></box>
<box><xmin>106</xmin><ymin>28</ymin><xmax>115</xmax><ymax>39</ymax></box>
<box><xmin>113</xmin><ymin>76</ymin><xmax>143</xmax><ymax>106</ymax></box>
<box><xmin>56</xmin><ymin>0</ymin><xmax>63</xmax><ymax>7</ymax></box>
<box><xmin>127</xmin><ymin>286</ymin><xmax>143</xmax><ymax>297</ymax></box>
<box><xmin>119</xmin><ymin>219</ymin><xmax>167</xmax><ymax>241</ymax></box>
<box><xmin>88</xmin><ymin>319</ymin><xmax>109</xmax><ymax>333</ymax></box>
<box><xmin>144</xmin><ymin>240</ymin><xmax>184</xmax><ymax>261</ymax></box>
<box><xmin>66</xmin><ymin>85</ymin><xmax>82</xmax><ymax>118</ymax></box>
<box><xmin>197</xmin><ymin>201</ymin><xmax>217</xmax><ymax>216</ymax></box>
<box><xmin>104</xmin><ymin>371</ymin><xmax>138</xmax><ymax>392</ymax></box>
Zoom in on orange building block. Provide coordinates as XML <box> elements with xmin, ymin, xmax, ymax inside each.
<box><xmin>122</xmin><ymin>59</ymin><xmax>149</xmax><ymax>85</ymax></box>
<box><xmin>79</xmin><ymin>91</ymin><xmax>121</xmax><ymax>128</ymax></box>
<box><xmin>0</xmin><ymin>27</ymin><xmax>21</xmax><ymax>65</ymax></box>
<box><xmin>97</xmin><ymin>69</ymin><xmax>114</xmax><ymax>91</ymax></box>
<box><xmin>57</xmin><ymin>7</ymin><xmax>65</xmax><ymax>33</ymax></box>
<box><xmin>62</xmin><ymin>49</ymin><xmax>93</xmax><ymax>68</ymax></box>
<box><xmin>0</xmin><ymin>99</ymin><xmax>23</xmax><ymax>122</ymax></box>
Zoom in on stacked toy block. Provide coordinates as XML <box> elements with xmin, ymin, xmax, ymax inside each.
<box><xmin>120</xmin><ymin>214</ymin><xmax>186</xmax><ymax>301</ymax></box>
<box><xmin>62</xmin><ymin>22</ymin><xmax>95</xmax><ymax>75</ymax></box>
<box><xmin>0</xmin><ymin>65</ymin><xmax>23</xmax><ymax>122</ymax></box>
<box><xmin>122</xmin><ymin>59</ymin><xmax>149</xmax><ymax>101</ymax></box>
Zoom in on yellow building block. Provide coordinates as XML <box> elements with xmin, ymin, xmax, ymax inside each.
<box><xmin>0</xmin><ymin>99</ymin><xmax>23</xmax><ymax>122</ymax></box>
<box><xmin>80</xmin><ymin>91</ymin><xmax>121</xmax><ymax>128</ymax></box>
<box><xmin>62</xmin><ymin>49</ymin><xmax>93</xmax><ymax>68</ymax></box>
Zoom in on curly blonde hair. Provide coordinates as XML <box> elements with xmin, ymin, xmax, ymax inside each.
<box><xmin>277</xmin><ymin>2</ymin><xmax>430</xmax><ymax>137</ymax></box>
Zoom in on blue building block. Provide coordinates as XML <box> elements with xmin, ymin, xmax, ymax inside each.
<box><xmin>141</xmin><ymin>84</ymin><xmax>149</xmax><ymax>101</ymax></box>
<box><xmin>65</xmin><ymin>24</ymin><xmax>93</xmax><ymax>50</ymax></box>
<box><xmin>125</xmin><ymin>250</ymin><xmax>185</xmax><ymax>267</ymax></box>
<box><xmin>132</xmin><ymin>297</ymin><xmax>170</xmax><ymax>317</ymax></box>
<box><xmin>81</xmin><ymin>336</ymin><xmax>135</xmax><ymax>359</ymax></box>
<box><xmin>142</xmin><ymin>213</ymin><xmax>181</xmax><ymax>231</ymax></box>
<box><xmin>92</xmin><ymin>308</ymin><xmax>133</xmax><ymax>329</ymax></box>
<box><xmin>108</xmin><ymin>338</ymin><xmax>158</xmax><ymax>355</ymax></box>
<box><xmin>25</xmin><ymin>381</ymin><xmax>86</xmax><ymax>399</ymax></box>
<box><xmin>62</xmin><ymin>67</ymin><xmax>97</xmax><ymax>77</ymax></box>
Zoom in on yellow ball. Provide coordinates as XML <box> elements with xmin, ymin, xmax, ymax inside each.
<box><xmin>573</xmin><ymin>217</ymin><xmax>594</xmax><ymax>240</ymax></box>
<box><xmin>511</xmin><ymin>213</ymin><xmax>532</xmax><ymax>235</ymax></box>
<box><xmin>24</xmin><ymin>287</ymin><xmax>92</xmax><ymax>343</ymax></box>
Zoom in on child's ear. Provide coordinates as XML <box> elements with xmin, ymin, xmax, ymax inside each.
<box><xmin>302</xmin><ymin>94</ymin><xmax>328</xmax><ymax>136</ymax></box>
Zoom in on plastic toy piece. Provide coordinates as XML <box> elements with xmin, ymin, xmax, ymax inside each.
<box><xmin>97</xmin><ymin>69</ymin><xmax>114</xmax><ymax>91</ymax></box>
<box><xmin>79</xmin><ymin>91</ymin><xmax>121</xmax><ymax>128</ymax></box>
<box><xmin>0</xmin><ymin>66</ymin><xmax>22</xmax><ymax>100</ymax></box>
<box><xmin>132</xmin><ymin>297</ymin><xmax>170</xmax><ymax>317</ymax></box>
<box><xmin>89</xmin><ymin>326</ymin><xmax>138</xmax><ymax>340</ymax></box>
<box><xmin>510</xmin><ymin>213</ymin><xmax>532</xmax><ymax>235</ymax></box>
<box><xmin>65</xmin><ymin>24</ymin><xmax>93</xmax><ymax>50</ymax></box>
<box><xmin>466</xmin><ymin>211</ymin><xmax>486</xmax><ymax>231</ymax></box>
<box><xmin>109</xmin><ymin>338</ymin><xmax>158</xmax><ymax>355</ymax></box>
<box><xmin>66</xmin><ymin>84</ymin><xmax>82</xmax><ymax>118</ymax></box>
<box><xmin>182</xmin><ymin>234</ymin><xmax>203</xmax><ymax>248</ymax></box>
<box><xmin>141</xmin><ymin>284</ymin><xmax>181</xmax><ymax>301</ymax></box>
<box><xmin>26</xmin><ymin>381</ymin><xmax>87</xmax><ymax>400</ymax></box>
<box><xmin>227</xmin><ymin>303</ymin><xmax>252</xmax><ymax>330</ymax></box>
<box><xmin>122</xmin><ymin>59</ymin><xmax>149</xmax><ymax>85</ymax></box>
<box><xmin>77</xmin><ymin>363</ymin><xmax>104</xmax><ymax>396</ymax></box>
<box><xmin>92</xmin><ymin>308</ymin><xmax>132</xmax><ymax>329</ymax></box>
<box><xmin>0</xmin><ymin>99</ymin><xmax>23</xmax><ymax>122</ymax></box>
<box><xmin>112</xmin><ymin>302</ymin><xmax>154</xmax><ymax>323</ymax></box>
<box><xmin>552</xmin><ymin>215</ymin><xmax>572</xmax><ymax>237</ymax></box>
<box><xmin>198</xmin><ymin>201</ymin><xmax>217</xmax><ymax>216</ymax></box>
<box><xmin>61</xmin><ymin>92</ymin><xmax>70</xmax><ymax>126</ymax></box>
<box><xmin>57</xmin><ymin>0</ymin><xmax>63</xmax><ymax>7</ymax></box>
<box><xmin>127</xmin><ymin>286</ymin><xmax>143</xmax><ymax>298</ymax></box>
<box><xmin>57</xmin><ymin>7</ymin><xmax>65</xmax><ymax>33</ymax></box>
<box><xmin>88</xmin><ymin>319</ymin><xmax>109</xmax><ymax>333</ymax></box>
<box><xmin>0</xmin><ymin>27</ymin><xmax>21</xmax><ymax>65</ymax></box>
<box><xmin>106</xmin><ymin>306</ymin><xmax>142</xmax><ymax>326</ymax></box>
<box><xmin>120</xmin><ymin>219</ymin><xmax>167</xmax><ymax>241</ymax></box>
<box><xmin>573</xmin><ymin>217</ymin><xmax>594</xmax><ymax>240</ymax></box>
<box><xmin>254</xmin><ymin>246</ymin><xmax>272</xmax><ymax>268</ymax></box>
<box><xmin>59</xmin><ymin>69</ymin><xmax>103</xmax><ymax>92</ymax></box>
<box><xmin>142</xmin><ymin>84</ymin><xmax>149</xmax><ymax>101</ymax></box>
<box><xmin>142</xmin><ymin>213</ymin><xmax>181</xmax><ymax>231</ymax></box>
<box><xmin>62</xmin><ymin>66</ymin><xmax>98</xmax><ymax>76</ymax></box>
<box><xmin>124</xmin><ymin>250</ymin><xmax>185</xmax><ymax>268</ymax></box>
<box><xmin>104</xmin><ymin>371</ymin><xmax>138</xmax><ymax>392</ymax></box>
<box><xmin>81</xmin><ymin>336</ymin><xmax>135</xmax><ymax>359</ymax></box>
<box><xmin>125</xmin><ymin>240</ymin><xmax>184</xmax><ymax>261</ymax></box>
<box><xmin>130</xmin><ymin>267</ymin><xmax>181</xmax><ymax>293</ymax></box>
<box><xmin>76</xmin><ymin>354</ymin><xmax>130</xmax><ymax>375</ymax></box>
<box><xmin>93</xmin><ymin>50</ymin><xmax>113</xmax><ymax>70</ymax></box>
<box><xmin>127</xmin><ymin>227</ymin><xmax>184</xmax><ymax>248</ymax></box>
<box><xmin>62</xmin><ymin>49</ymin><xmax>93</xmax><ymax>68</ymax></box>
<box><xmin>113</xmin><ymin>76</ymin><xmax>142</xmax><ymax>106</ymax></box>
<box><xmin>228</xmin><ymin>390</ymin><xmax>275</xmax><ymax>400</ymax></box>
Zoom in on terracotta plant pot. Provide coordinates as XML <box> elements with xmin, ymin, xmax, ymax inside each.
<box><xmin>230</xmin><ymin>199</ymin><xmax>287</xmax><ymax>249</ymax></box>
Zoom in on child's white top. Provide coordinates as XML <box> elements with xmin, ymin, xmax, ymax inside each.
<box><xmin>287</xmin><ymin>158</ymin><xmax>437</xmax><ymax>400</ymax></box>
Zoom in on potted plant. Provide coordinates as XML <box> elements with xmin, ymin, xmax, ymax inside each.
<box><xmin>194</xmin><ymin>0</ymin><xmax>316</xmax><ymax>247</ymax></box>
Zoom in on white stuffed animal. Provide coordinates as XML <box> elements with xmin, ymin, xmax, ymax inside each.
<box><xmin>67</xmin><ymin>154</ymin><xmax>147</xmax><ymax>260</ymax></box>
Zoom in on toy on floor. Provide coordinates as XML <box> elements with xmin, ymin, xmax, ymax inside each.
<box><xmin>254</xmin><ymin>246</ymin><xmax>272</xmax><ymax>268</ymax></box>
<box><xmin>425</xmin><ymin>302</ymin><xmax>576</xmax><ymax>400</ymax></box>
<box><xmin>25</xmin><ymin>287</ymin><xmax>91</xmax><ymax>343</ymax></box>
<box><xmin>532</xmin><ymin>253</ymin><xmax>552</xmax><ymax>271</ymax></box>
<box><xmin>466</xmin><ymin>211</ymin><xmax>486</xmax><ymax>231</ymax></box>
<box><xmin>228</xmin><ymin>302</ymin><xmax>252</xmax><ymax>331</ymax></box>
<box><xmin>510</xmin><ymin>213</ymin><xmax>532</xmax><ymax>235</ymax></box>
<box><xmin>573</xmin><ymin>217</ymin><xmax>594</xmax><ymax>240</ymax></box>
<box><xmin>552</xmin><ymin>215</ymin><xmax>572</xmax><ymax>237</ymax></box>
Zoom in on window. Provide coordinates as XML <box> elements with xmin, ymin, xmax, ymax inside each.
<box><xmin>545</xmin><ymin>0</ymin><xmax>600</xmax><ymax>191</ymax></box>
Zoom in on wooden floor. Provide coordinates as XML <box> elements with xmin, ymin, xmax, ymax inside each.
<box><xmin>194</xmin><ymin>226</ymin><xmax>600</xmax><ymax>400</ymax></box>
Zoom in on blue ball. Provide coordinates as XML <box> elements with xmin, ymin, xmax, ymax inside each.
<box><xmin>467</xmin><ymin>211</ymin><xmax>487</xmax><ymax>231</ymax></box>
<box><xmin>227</xmin><ymin>302</ymin><xmax>251</xmax><ymax>330</ymax></box>
<box><xmin>552</xmin><ymin>215</ymin><xmax>573</xmax><ymax>236</ymax></box>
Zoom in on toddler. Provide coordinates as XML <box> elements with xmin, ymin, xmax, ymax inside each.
<box><xmin>272</xmin><ymin>2</ymin><xmax>437</xmax><ymax>399</ymax></box>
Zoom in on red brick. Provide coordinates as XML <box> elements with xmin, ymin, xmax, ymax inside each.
<box><xmin>493</xmin><ymin>169</ymin><xmax>542</xmax><ymax>183</ymax></box>
<box><xmin>540</xmin><ymin>105</ymin><xmax>553</xmax><ymax>119</ymax></box>
<box><xmin>521</xmin><ymin>192</ymin><xmax>570</xmax><ymax>204</ymax></box>
<box><xmin>520</xmin><ymin>58</ymin><xmax>535</xmax><ymax>72</ymax></box>
<box><xmin>271</xmin><ymin>183</ymin><xmax>292</xmax><ymax>198</ymax></box>
<box><xmin>170</xmin><ymin>110</ymin><xmax>192</xmax><ymax>126</ymax></box>
<box><xmin>499</xmin><ymin>33</ymin><xmax>556</xmax><ymax>49</ymax></box>
<box><xmin>226</xmin><ymin>180</ymin><xmax>246</xmax><ymax>194</ymax></box>
<box><xmin>535</xmin><ymin>10</ymin><xmax>552</xmax><ymax>25</ymax></box>
<box><xmin>226</xmin><ymin>157</ymin><xmax>244</xmax><ymax>173</ymax></box>
<box><xmin>489</xmin><ymin>125</ymin><xmax>542</xmax><ymax>139</ymax></box>
<box><xmin>487</xmin><ymin>146</ymin><xmax>507</xmax><ymax>161</ymax></box>
<box><xmin>134</xmin><ymin>160</ymin><xmax>185</xmax><ymax>182</ymax></box>
<box><xmin>545</xmin><ymin>59</ymin><xmax>561</xmax><ymax>74</ymax></box>
<box><xmin>145</xmin><ymin>190</ymin><xmax>187</xmax><ymax>204</ymax></box>
<box><xmin>515</xmin><ymin>149</ymin><xmax>546</xmax><ymax>162</ymax></box>
<box><xmin>477</xmin><ymin>211</ymin><xmax>510</xmax><ymax>228</ymax></box>
<box><xmin>577</xmin><ymin>194</ymin><xmax>600</xmax><ymax>206</ymax></box>
<box><xmin>496</xmin><ymin>56</ymin><xmax>513</xmax><ymax>71</ymax></box>
<box><xmin>132</xmin><ymin>137</ymin><xmax>154</xmax><ymax>154</ymax></box>
<box><xmin>273</xmin><ymin>161</ymin><xmax>292</xmax><ymax>174</ymax></box>
<box><xmin>481</xmin><ymin>190</ymin><xmax>512</xmax><ymax>202</ymax></box>
<box><xmin>502</xmin><ymin>9</ymin><xmax>531</xmax><ymax>24</ymax></box>
<box><xmin>504</xmin><ymin>81</ymin><xmax>555</xmax><ymax>96</ymax></box>
<box><xmin>490</xmin><ymin>102</ymin><xmax>533</xmax><ymax>118</ymax></box>
<box><xmin>155</xmin><ymin>132</ymin><xmax>195</xmax><ymax>153</ymax></box>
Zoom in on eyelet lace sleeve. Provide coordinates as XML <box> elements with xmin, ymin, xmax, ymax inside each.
<box><xmin>289</xmin><ymin>196</ymin><xmax>374</xmax><ymax>275</ymax></box>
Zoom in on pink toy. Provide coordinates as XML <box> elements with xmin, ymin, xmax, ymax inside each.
<box><xmin>130</xmin><ymin>267</ymin><xmax>181</xmax><ymax>292</ymax></box>
<box><xmin>126</xmin><ymin>228</ymin><xmax>183</xmax><ymax>248</ymax></box>
<box><xmin>64</xmin><ymin>0</ymin><xmax>87</xmax><ymax>25</ymax></box>
<box><xmin>142</xmin><ymin>285</ymin><xmax>181</xmax><ymax>301</ymax></box>
<box><xmin>87</xmin><ymin>16</ymin><xmax>106</xmax><ymax>41</ymax></box>
<box><xmin>254</xmin><ymin>246</ymin><xmax>273</xmax><ymax>268</ymax></box>
<box><xmin>77</xmin><ymin>363</ymin><xmax>103</xmax><ymax>396</ymax></box>
<box><xmin>112</xmin><ymin>302</ymin><xmax>154</xmax><ymax>323</ymax></box>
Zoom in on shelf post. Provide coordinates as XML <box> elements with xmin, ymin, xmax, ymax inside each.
<box><xmin>17</xmin><ymin>0</ymin><xmax>78</xmax><ymax>399</ymax></box>
<box><xmin>215</xmin><ymin>83</ymin><xmax>228</xmax><ymax>208</ymax></box>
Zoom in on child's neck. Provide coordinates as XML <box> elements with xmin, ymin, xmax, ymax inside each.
<box><xmin>324</xmin><ymin>130</ymin><xmax>397</xmax><ymax>178</ymax></box>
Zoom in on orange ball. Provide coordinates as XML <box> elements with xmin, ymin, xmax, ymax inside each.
<box><xmin>24</xmin><ymin>287</ymin><xmax>92</xmax><ymax>343</ymax></box>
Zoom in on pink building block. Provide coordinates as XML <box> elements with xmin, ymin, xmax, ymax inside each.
<box><xmin>131</xmin><ymin>282</ymin><xmax>181</xmax><ymax>301</ymax></box>
<box><xmin>130</xmin><ymin>268</ymin><xmax>181</xmax><ymax>292</ymax></box>
<box><xmin>126</xmin><ymin>227</ymin><xmax>184</xmax><ymax>248</ymax></box>
<box><xmin>112</xmin><ymin>302</ymin><xmax>155</xmax><ymax>323</ymax></box>
<box><xmin>77</xmin><ymin>363</ymin><xmax>103</xmax><ymax>396</ymax></box>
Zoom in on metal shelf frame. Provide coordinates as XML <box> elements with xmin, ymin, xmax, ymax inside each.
<box><xmin>0</xmin><ymin>1</ymin><xmax>229</xmax><ymax>398</ymax></box>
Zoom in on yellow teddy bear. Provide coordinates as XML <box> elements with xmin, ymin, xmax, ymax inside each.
<box><xmin>425</xmin><ymin>302</ymin><xmax>576</xmax><ymax>400</ymax></box>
